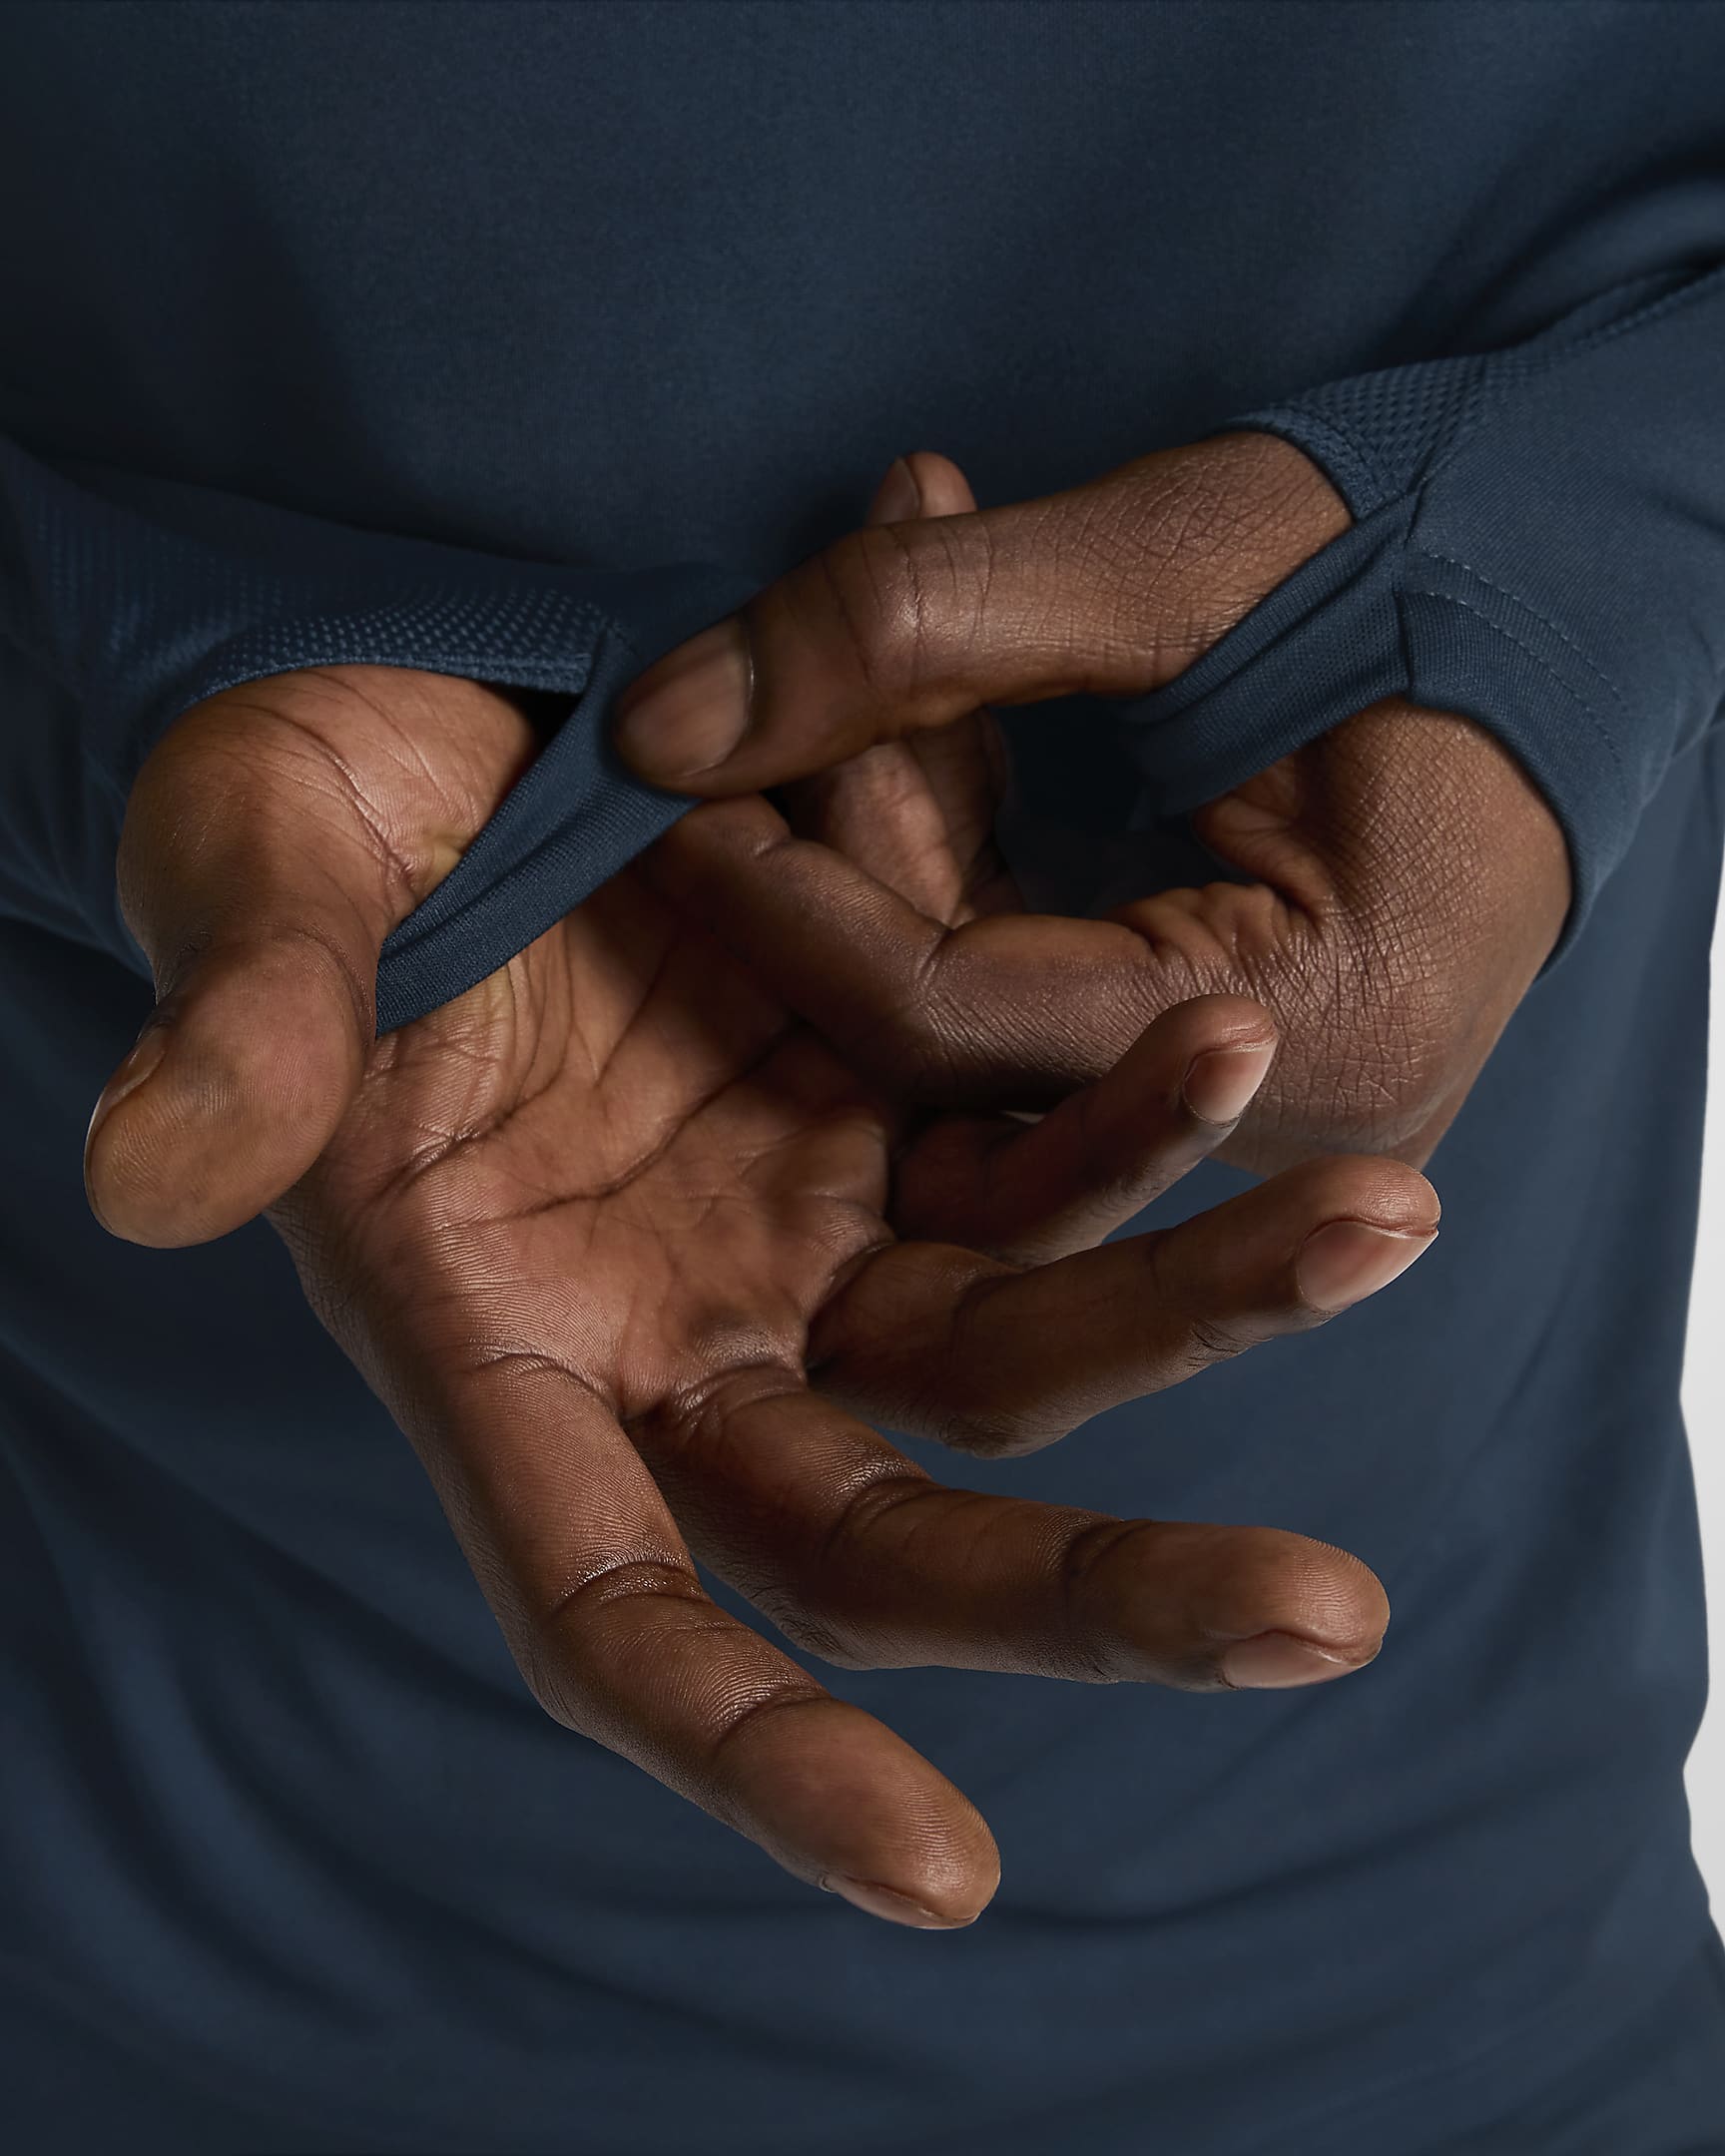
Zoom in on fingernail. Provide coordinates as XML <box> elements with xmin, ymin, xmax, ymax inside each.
<box><xmin>1181</xmin><ymin>1041</ymin><xmax>1275</xmax><ymax>1126</ymax></box>
<box><xmin>872</xmin><ymin>456</ymin><xmax>922</xmax><ymax>524</ymax></box>
<box><xmin>820</xmin><ymin>1876</ymin><xmax>976</xmax><ymax>1929</ymax></box>
<box><xmin>1220</xmin><ymin>1632</ymin><xmax>1364</xmax><ymax>1690</ymax></box>
<box><xmin>85</xmin><ymin>1021</ymin><xmax>170</xmax><ymax>1147</ymax></box>
<box><xmin>1297</xmin><ymin>1220</ymin><xmax>1436</xmax><ymax>1314</ymax></box>
<box><xmin>614</xmin><ymin>618</ymin><xmax>754</xmax><ymax>782</ymax></box>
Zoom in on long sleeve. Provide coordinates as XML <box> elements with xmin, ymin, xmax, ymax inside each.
<box><xmin>11</xmin><ymin>276</ymin><xmax>1722</xmax><ymax>1041</ymax></box>
<box><xmin>1118</xmin><ymin>263</ymin><xmax>1725</xmax><ymax>959</ymax></box>
<box><xmin>0</xmin><ymin>439</ymin><xmax>758</xmax><ymax>1029</ymax></box>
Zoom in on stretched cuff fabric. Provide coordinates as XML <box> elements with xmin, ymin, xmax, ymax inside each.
<box><xmin>6</xmin><ymin>259</ymin><xmax>1722</xmax><ymax>1030</ymax></box>
<box><xmin>1112</xmin><ymin>265</ymin><xmax>1725</xmax><ymax>964</ymax></box>
<box><xmin>0</xmin><ymin>439</ymin><xmax>757</xmax><ymax>1029</ymax></box>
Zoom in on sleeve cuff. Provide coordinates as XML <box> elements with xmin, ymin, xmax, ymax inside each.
<box><xmin>2</xmin><ymin>440</ymin><xmax>758</xmax><ymax>1027</ymax></box>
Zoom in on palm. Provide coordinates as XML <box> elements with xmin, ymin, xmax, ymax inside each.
<box><xmin>281</xmin><ymin>863</ymin><xmax>892</xmax><ymax>1428</ymax></box>
<box><xmin>92</xmin><ymin>635</ymin><xmax>1436</xmax><ymax>1923</ymax></box>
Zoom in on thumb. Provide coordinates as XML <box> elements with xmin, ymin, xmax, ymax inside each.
<box><xmin>613</xmin><ymin>432</ymin><xmax>1344</xmax><ymax>796</ymax></box>
<box><xmin>85</xmin><ymin>939</ymin><xmax>375</xmax><ymax>1256</ymax></box>
<box><xmin>84</xmin><ymin>667</ymin><xmax>529</xmax><ymax>1247</ymax></box>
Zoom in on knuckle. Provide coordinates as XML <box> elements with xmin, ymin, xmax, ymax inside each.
<box><xmin>760</xmin><ymin>1472</ymin><xmax>947</xmax><ymax>1666</ymax></box>
<box><xmin>776</xmin><ymin>1616</ymin><xmax>884</xmax><ymax>1672</ymax></box>
<box><xmin>934</xmin><ymin>1402</ymin><xmax>1060</xmax><ymax>1461</ymax></box>
<box><xmin>520</xmin><ymin>1554</ymin><xmax>706</xmax><ymax>1728</ymax></box>
<box><xmin>1139</xmin><ymin>1231</ymin><xmax>1250</xmax><ymax>1376</ymax></box>
<box><xmin>814</xmin><ymin>526</ymin><xmax>932</xmax><ymax>708</ymax></box>
<box><xmin>865</xmin><ymin>995</ymin><xmax>963</xmax><ymax>1094</ymax></box>
<box><xmin>1056</xmin><ymin>1516</ymin><xmax>1147</xmax><ymax>1682</ymax></box>
<box><xmin>705</xmin><ymin>1682</ymin><xmax>834</xmax><ymax>1769</ymax></box>
<box><xmin>754</xmin><ymin>1585</ymin><xmax>889</xmax><ymax>1671</ymax></box>
<box><xmin>1181</xmin><ymin>1308</ymin><xmax>1253</xmax><ymax>1368</ymax></box>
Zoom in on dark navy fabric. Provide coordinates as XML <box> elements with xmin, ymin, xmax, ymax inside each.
<box><xmin>0</xmin><ymin>440</ymin><xmax>759</xmax><ymax>1028</ymax></box>
<box><xmin>1127</xmin><ymin>266</ymin><xmax>1725</xmax><ymax>962</ymax></box>
<box><xmin>2</xmin><ymin>3</ymin><xmax>1724</xmax><ymax>2150</ymax></box>
<box><xmin>6</xmin><ymin>208</ymin><xmax>1724</xmax><ymax>1020</ymax></box>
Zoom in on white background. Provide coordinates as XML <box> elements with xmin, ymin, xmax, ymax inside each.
<box><xmin>1683</xmin><ymin>918</ymin><xmax>1725</xmax><ymax>1903</ymax></box>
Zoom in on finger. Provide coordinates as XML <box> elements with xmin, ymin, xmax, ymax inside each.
<box><xmin>635</xmin><ymin>1371</ymin><xmax>1390</xmax><ymax>1691</ymax></box>
<box><xmin>398</xmin><ymin>1349</ymin><xmax>1000</xmax><ymax>1927</ymax></box>
<box><xmin>892</xmin><ymin>994</ymin><xmax>1279</xmax><ymax>1264</ymax></box>
<box><xmin>814</xmin><ymin>1154</ymin><xmax>1439</xmax><ymax>1455</ymax></box>
<box><xmin>778</xmin><ymin>451</ymin><xmax>1007</xmax><ymax>923</ymax></box>
<box><xmin>866</xmin><ymin>449</ymin><xmax>977</xmax><ymax>527</ymax></box>
<box><xmin>85</xmin><ymin>671</ymin><xmax>528</xmax><ymax>1247</ymax></box>
<box><xmin>645</xmin><ymin>795</ymin><xmax>1165</xmax><ymax>1104</ymax></box>
<box><xmin>613</xmin><ymin>431</ymin><xmax>1345</xmax><ymax>793</ymax></box>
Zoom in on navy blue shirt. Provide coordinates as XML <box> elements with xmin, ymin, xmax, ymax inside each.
<box><xmin>2</xmin><ymin>4</ymin><xmax>1724</xmax><ymax>2149</ymax></box>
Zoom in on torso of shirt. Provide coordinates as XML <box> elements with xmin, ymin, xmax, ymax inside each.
<box><xmin>1</xmin><ymin>6</ymin><xmax>1723</xmax><ymax>2152</ymax></box>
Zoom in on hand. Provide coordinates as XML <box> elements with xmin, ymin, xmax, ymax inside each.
<box><xmin>83</xmin><ymin>669</ymin><xmax>1434</xmax><ymax>1929</ymax></box>
<box><xmin>618</xmin><ymin>440</ymin><xmax>1571</xmax><ymax>1171</ymax></box>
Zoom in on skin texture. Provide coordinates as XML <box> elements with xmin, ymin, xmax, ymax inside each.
<box><xmin>79</xmin><ymin>465</ymin><xmax>1441</xmax><ymax>1929</ymax></box>
<box><xmin>623</xmin><ymin>441</ymin><xmax>1573</xmax><ymax>1174</ymax></box>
